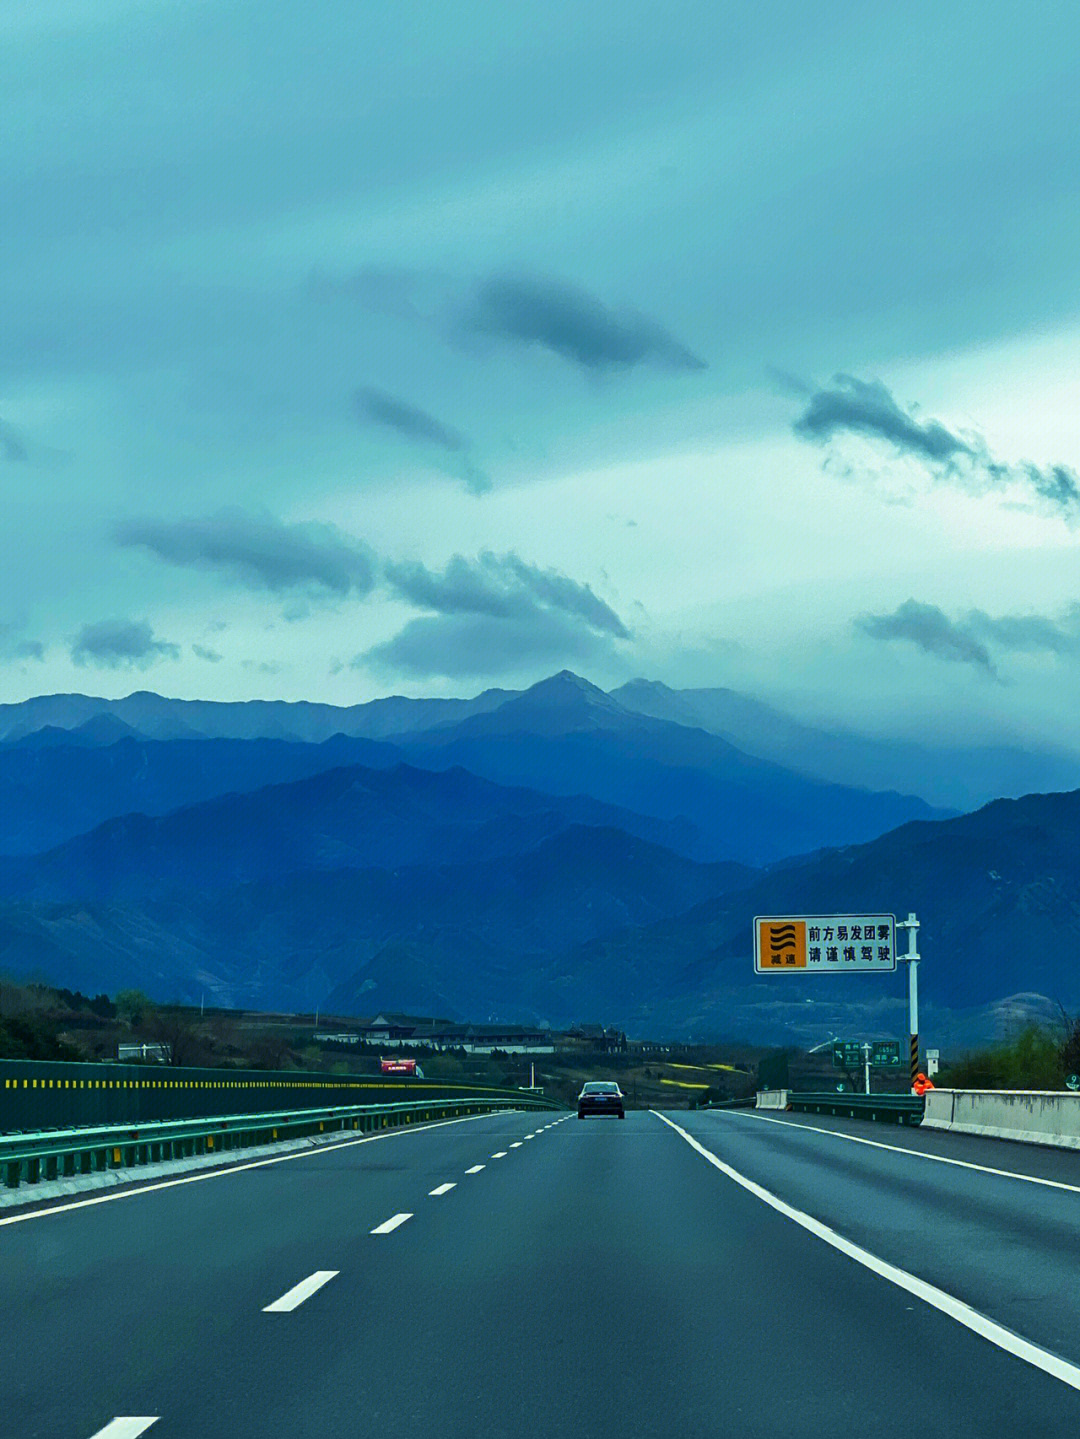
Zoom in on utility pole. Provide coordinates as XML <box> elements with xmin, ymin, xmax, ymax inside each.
<box><xmin>897</xmin><ymin>913</ymin><xmax>920</xmax><ymax>1092</ymax></box>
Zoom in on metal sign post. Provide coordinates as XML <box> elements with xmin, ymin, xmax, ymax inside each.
<box><xmin>863</xmin><ymin>1042</ymin><xmax>872</xmax><ymax>1096</ymax></box>
<box><xmin>897</xmin><ymin>913</ymin><xmax>920</xmax><ymax>1092</ymax></box>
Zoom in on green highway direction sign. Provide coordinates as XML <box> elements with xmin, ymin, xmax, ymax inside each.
<box><xmin>871</xmin><ymin>1040</ymin><xmax>901</xmax><ymax>1067</ymax></box>
<box><xmin>832</xmin><ymin>1042</ymin><xmax>863</xmax><ymax>1069</ymax></box>
<box><xmin>833</xmin><ymin>1040</ymin><xmax>902</xmax><ymax>1069</ymax></box>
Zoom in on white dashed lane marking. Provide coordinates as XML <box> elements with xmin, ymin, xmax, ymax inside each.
<box><xmin>88</xmin><ymin>1422</ymin><xmax>159</xmax><ymax>1439</ymax></box>
<box><xmin>510</xmin><ymin>1142</ymin><xmax>523</xmax><ymax>1148</ymax></box>
<box><xmin>465</xmin><ymin>1164</ymin><xmax>485</xmax><ymax>1174</ymax></box>
<box><xmin>429</xmin><ymin>1183</ymin><xmax>456</xmax><ymax>1196</ymax></box>
<box><xmin>491</xmin><ymin>1151</ymin><xmax>508</xmax><ymax>1158</ymax></box>
<box><xmin>371</xmin><ymin>1213</ymin><xmax>413</xmax><ymax>1234</ymax></box>
<box><xmin>263</xmin><ymin>1271</ymin><xmax>339</xmax><ymax>1313</ymax></box>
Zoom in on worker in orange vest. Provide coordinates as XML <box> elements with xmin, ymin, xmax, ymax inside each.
<box><xmin>912</xmin><ymin>1071</ymin><xmax>935</xmax><ymax>1095</ymax></box>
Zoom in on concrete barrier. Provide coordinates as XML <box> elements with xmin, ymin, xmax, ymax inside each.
<box><xmin>755</xmin><ymin>1089</ymin><xmax>789</xmax><ymax>1110</ymax></box>
<box><xmin>922</xmin><ymin>1088</ymin><xmax>1080</xmax><ymax>1150</ymax></box>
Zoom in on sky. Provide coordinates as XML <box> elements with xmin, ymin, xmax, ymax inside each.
<box><xmin>2</xmin><ymin>0</ymin><xmax>1079</xmax><ymax>747</ymax></box>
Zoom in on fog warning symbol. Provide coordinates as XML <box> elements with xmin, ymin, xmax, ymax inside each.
<box><xmin>759</xmin><ymin>919</ymin><xmax>807</xmax><ymax>968</ymax></box>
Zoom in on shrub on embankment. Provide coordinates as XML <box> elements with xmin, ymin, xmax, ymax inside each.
<box><xmin>938</xmin><ymin>1022</ymin><xmax>1080</xmax><ymax>1090</ymax></box>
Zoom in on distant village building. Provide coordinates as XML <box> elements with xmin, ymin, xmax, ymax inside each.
<box><xmin>358</xmin><ymin>1013</ymin><xmax>555</xmax><ymax>1054</ymax></box>
<box><xmin>562</xmin><ymin>1024</ymin><xmax>628</xmax><ymax>1053</ymax></box>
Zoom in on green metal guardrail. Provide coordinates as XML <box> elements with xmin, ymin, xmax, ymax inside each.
<box><xmin>1</xmin><ymin>1094</ymin><xmax>560</xmax><ymax>1192</ymax></box>
<box><xmin>786</xmin><ymin>1092</ymin><xmax>924</xmax><ymax>1125</ymax></box>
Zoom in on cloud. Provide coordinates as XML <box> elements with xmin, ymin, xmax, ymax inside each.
<box><xmin>858</xmin><ymin>599</ymin><xmax>1080</xmax><ymax>677</ymax></box>
<box><xmin>0</xmin><ymin>621</ymin><xmax>44</xmax><ymax>661</ymax></box>
<box><xmin>466</xmin><ymin>274</ymin><xmax>707</xmax><ymax>372</ymax></box>
<box><xmin>70</xmin><ymin>619</ymin><xmax>180</xmax><ymax>670</ymax></box>
<box><xmin>966</xmin><ymin>605</ymin><xmax>1080</xmax><ymax>656</ymax></box>
<box><xmin>354</xmin><ymin>387</ymin><xmax>491</xmax><ymax>495</ymax></box>
<box><xmin>794</xmin><ymin>375</ymin><xmax>1080</xmax><ymax>520</ymax></box>
<box><xmin>794</xmin><ymin>375</ymin><xmax>972</xmax><ymax>464</ymax></box>
<box><xmin>191</xmin><ymin>643</ymin><xmax>222</xmax><ymax>662</ymax></box>
<box><xmin>383</xmin><ymin>552</ymin><xmax>629</xmax><ymax>637</ymax></box>
<box><xmin>114</xmin><ymin>510</ymin><xmax>378</xmax><ymax>597</ymax></box>
<box><xmin>1019</xmin><ymin>463</ymin><xmax>1080</xmax><ymax>513</ymax></box>
<box><xmin>355</xmin><ymin>388</ymin><xmax>468</xmax><ymax>453</ymax></box>
<box><xmin>361</xmin><ymin>610</ymin><xmax>617</xmax><ymax>680</ymax></box>
<box><xmin>856</xmin><ymin>600</ymin><xmax>997</xmax><ymax>675</ymax></box>
<box><xmin>366</xmin><ymin>550</ymin><xmax>630</xmax><ymax>679</ymax></box>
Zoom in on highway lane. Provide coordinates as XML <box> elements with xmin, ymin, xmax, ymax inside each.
<box><xmin>4</xmin><ymin>1108</ymin><xmax>1080</xmax><ymax>1437</ymax></box>
<box><xmin>677</xmin><ymin>1107</ymin><xmax>1080</xmax><ymax>1368</ymax></box>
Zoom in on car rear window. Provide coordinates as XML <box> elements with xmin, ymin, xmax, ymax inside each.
<box><xmin>583</xmin><ymin>1083</ymin><xmax>619</xmax><ymax>1093</ymax></box>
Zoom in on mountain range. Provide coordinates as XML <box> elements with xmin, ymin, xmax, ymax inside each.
<box><xmin>5</xmin><ymin>669</ymin><xmax>1076</xmax><ymax>809</ymax></box>
<box><xmin>2</xmin><ymin>670</ymin><xmax>1078</xmax><ymax>1042</ymax></box>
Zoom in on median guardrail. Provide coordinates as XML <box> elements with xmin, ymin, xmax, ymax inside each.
<box><xmin>786</xmin><ymin>1092</ymin><xmax>924</xmax><ymax>1125</ymax></box>
<box><xmin>0</xmin><ymin>1056</ymin><xmax>549</xmax><ymax>1130</ymax></box>
<box><xmin>1</xmin><ymin>1093</ymin><xmax>559</xmax><ymax>1193</ymax></box>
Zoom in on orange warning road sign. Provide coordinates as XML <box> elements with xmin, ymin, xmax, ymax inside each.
<box><xmin>753</xmin><ymin>914</ymin><xmax>897</xmax><ymax>973</ymax></box>
<box><xmin>755</xmin><ymin>918</ymin><xmax>807</xmax><ymax>970</ymax></box>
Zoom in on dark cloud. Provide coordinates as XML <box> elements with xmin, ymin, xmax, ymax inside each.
<box><xmin>967</xmin><ymin>605</ymin><xmax>1080</xmax><ymax>656</ymax></box>
<box><xmin>859</xmin><ymin>599</ymin><xmax>1080</xmax><ymax>676</ymax></box>
<box><xmin>360</xmin><ymin>610</ymin><xmax>615</xmax><ymax>680</ymax></box>
<box><xmin>366</xmin><ymin>550</ymin><xmax>629</xmax><ymax>679</ymax></box>
<box><xmin>191</xmin><ymin>643</ymin><xmax>223</xmax><ymax>662</ymax></box>
<box><xmin>467</xmin><ymin>274</ymin><xmax>707</xmax><ymax>372</ymax></box>
<box><xmin>354</xmin><ymin>387</ymin><xmax>491</xmax><ymax>495</ymax></box>
<box><xmin>795</xmin><ymin>375</ymin><xmax>1080</xmax><ymax>520</ymax></box>
<box><xmin>1023</xmin><ymin>464</ymin><xmax>1080</xmax><ymax>512</ymax></box>
<box><xmin>856</xmin><ymin>600</ymin><xmax>997</xmax><ymax>675</ymax></box>
<box><xmin>71</xmin><ymin>619</ymin><xmax>180</xmax><ymax>670</ymax></box>
<box><xmin>383</xmin><ymin>552</ymin><xmax>629</xmax><ymax>637</ymax></box>
<box><xmin>794</xmin><ymin>376</ymin><xmax>972</xmax><ymax>464</ymax></box>
<box><xmin>355</xmin><ymin>388</ymin><xmax>468</xmax><ymax>453</ymax></box>
<box><xmin>114</xmin><ymin>510</ymin><xmax>378</xmax><ymax>597</ymax></box>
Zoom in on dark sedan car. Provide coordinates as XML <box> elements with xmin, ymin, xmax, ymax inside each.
<box><xmin>577</xmin><ymin>1081</ymin><xmax>625</xmax><ymax>1118</ymax></box>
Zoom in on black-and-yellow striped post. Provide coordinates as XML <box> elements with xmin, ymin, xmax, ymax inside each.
<box><xmin>897</xmin><ymin>912</ymin><xmax>921</xmax><ymax>1093</ymax></box>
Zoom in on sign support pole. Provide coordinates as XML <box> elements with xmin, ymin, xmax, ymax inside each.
<box><xmin>863</xmin><ymin>1042</ymin><xmax>871</xmax><ymax>1095</ymax></box>
<box><xmin>897</xmin><ymin>913</ymin><xmax>920</xmax><ymax>1092</ymax></box>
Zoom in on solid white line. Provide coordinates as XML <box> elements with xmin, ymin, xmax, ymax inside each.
<box><xmin>429</xmin><ymin>1183</ymin><xmax>456</xmax><ymax>1195</ymax></box>
<box><xmin>263</xmin><ymin>1269</ymin><xmax>338</xmax><ymax>1313</ymax></box>
<box><xmin>0</xmin><ymin>1111</ymin><xmax>500</xmax><ymax>1229</ymax></box>
<box><xmin>464</xmin><ymin>1164</ymin><xmax>485</xmax><ymax>1174</ymax></box>
<box><xmin>371</xmin><ymin>1212</ymin><xmax>412</xmax><ymax>1234</ymax></box>
<box><xmin>491</xmin><ymin>1151</ymin><xmax>508</xmax><ymax>1158</ymax></box>
<box><xmin>89</xmin><ymin>1422</ymin><xmax>159</xmax><ymax>1439</ymax></box>
<box><xmin>653</xmin><ymin>1111</ymin><xmax>1080</xmax><ymax>1393</ymax></box>
<box><xmin>509</xmin><ymin>1142</ymin><xmax>523</xmax><ymax>1148</ymax></box>
<box><xmin>725</xmin><ymin>1109</ymin><xmax>1080</xmax><ymax>1195</ymax></box>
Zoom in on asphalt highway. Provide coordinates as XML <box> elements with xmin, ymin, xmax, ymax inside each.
<box><xmin>5</xmin><ymin>1107</ymin><xmax>1080</xmax><ymax>1438</ymax></box>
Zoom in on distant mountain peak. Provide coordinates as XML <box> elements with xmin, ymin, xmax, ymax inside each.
<box><xmin>517</xmin><ymin>670</ymin><xmax>629</xmax><ymax>712</ymax></box>
<box><xmin>617</xmin><ymin>677</ymin><xmax>675</xmax><ymax>695</ymax></box>
<box><xmin>444</xmin><ymin>670</ymin><xmax>638</xmax><ymax>737</ymax></box>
